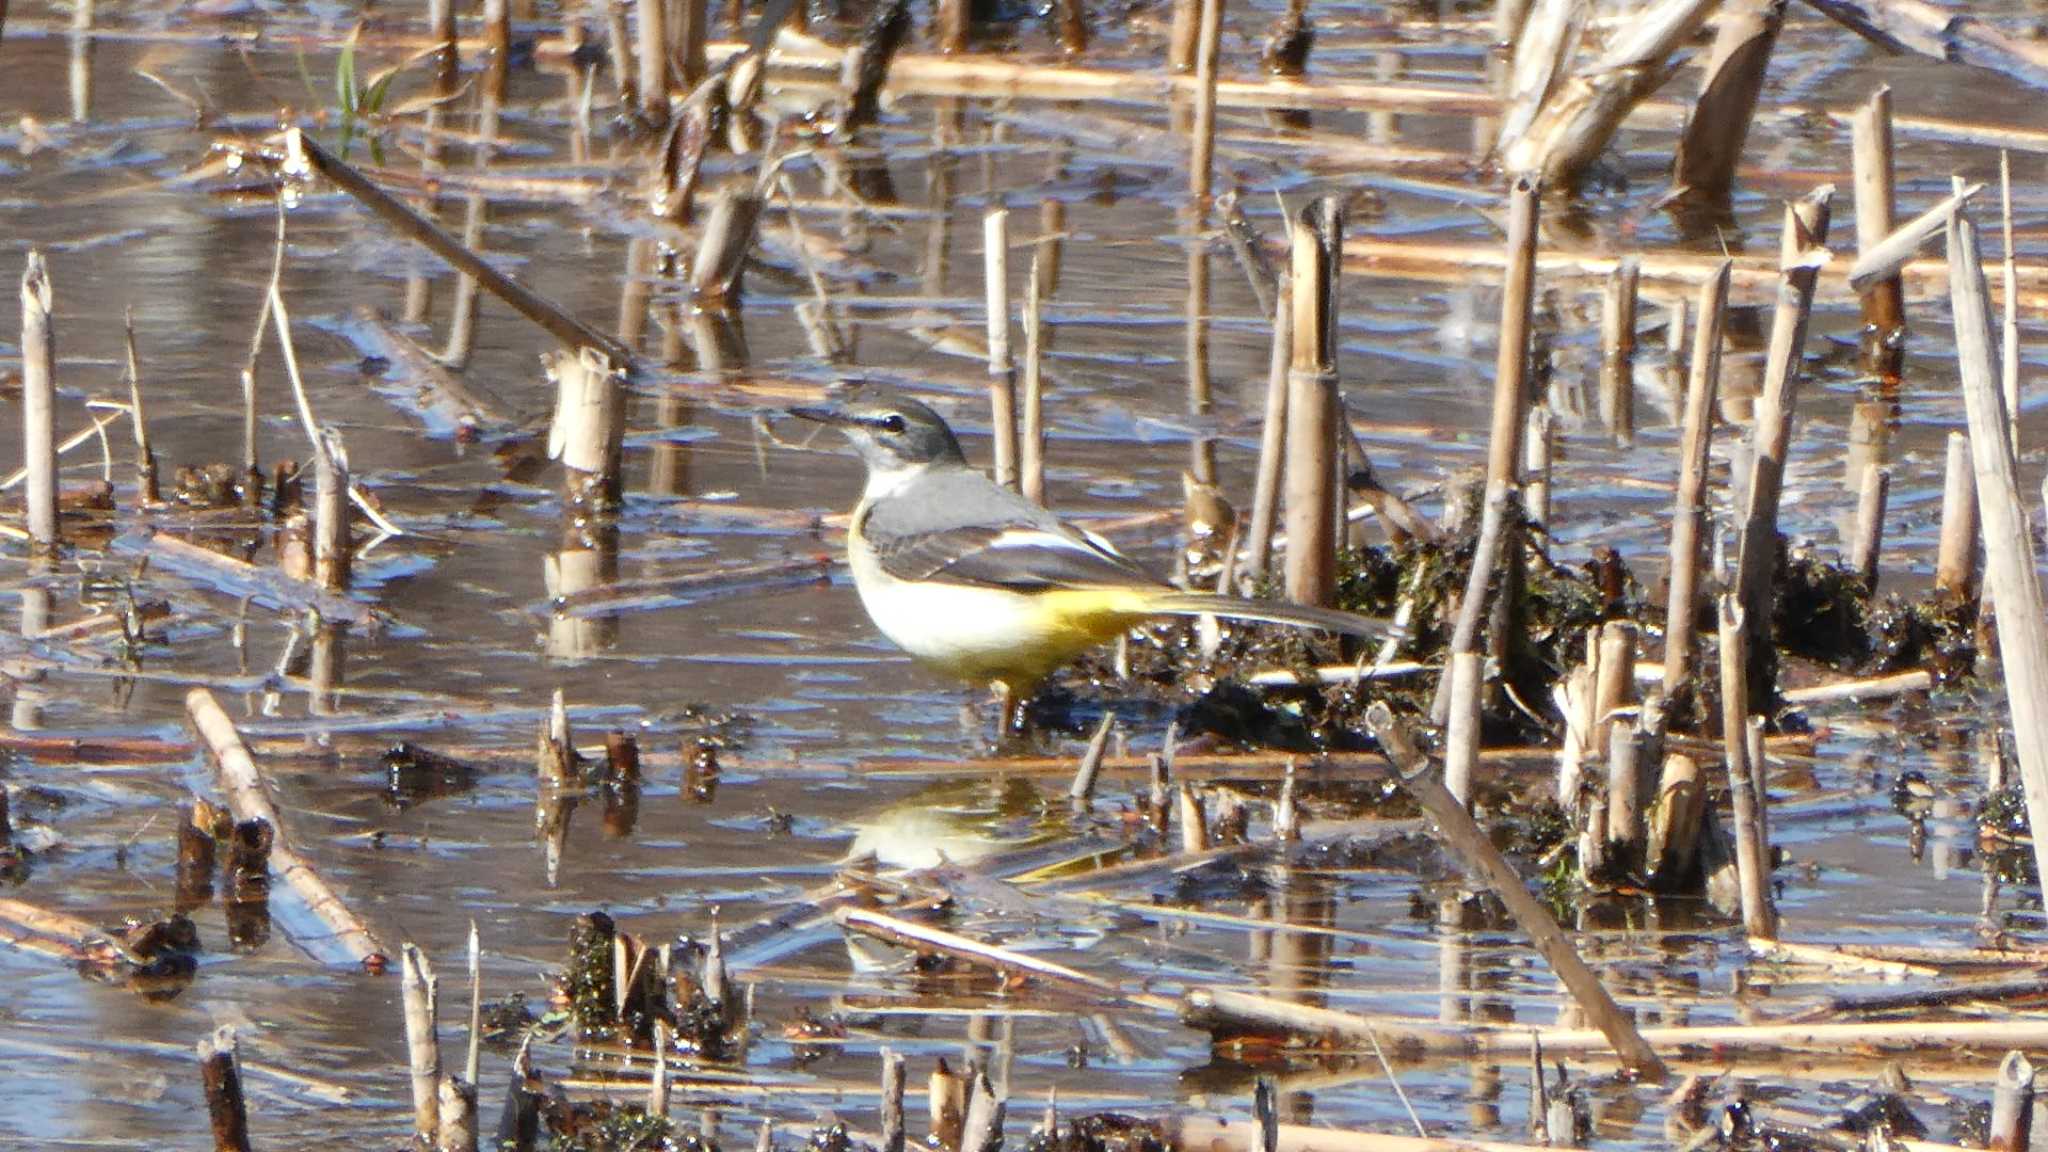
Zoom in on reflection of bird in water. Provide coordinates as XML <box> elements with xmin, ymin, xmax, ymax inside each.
<box><xmin>843</xmin><ymin>777</ymin><xmax>1047</xmax><ymax>872</ymax></box>
<box><xmin>790</xmin><ymin>392</ymin><xmax>1385</xmax><ymax>708</ymax></box>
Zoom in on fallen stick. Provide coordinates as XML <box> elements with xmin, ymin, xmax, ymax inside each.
<box><xmin>835</xmin><ymin>907</ymin><xmax>1172</xmax><ymax>1010</ymax></box>
<box><xmin>1845</xmin><ymin>181</ymin><xmax>1984</xmax><ymax>293</ymax></box>
<box><xmin>0</xmin><ymin>897</ymin><xmax>136</xmax><ymax>968</ymax></box>
<box><xmin>134</xmin><ymin>533</ymin><xmax>378</xmax><ymax>628</ymax></box>
<box><xmin>186</xmin><ymin>688</ymin><xmax>391</xmax><ymax>971</ymax></box>
<box><xmin>1780</xmin><ymin>668</ymin><xmax>1930</xmax><ymax>705</ymax></box>
<box><xmin>1363</xmin><ymin>702</ymin><xmax>1666</xmax><ymax>1080</ymax></box>
<box><xmin>281</xmin><ymin>128</ymin><xmax>629</xmax><ymax>365</ymax></box>
<box><xmin>1337</xmin><ymin>235</ymin><xmax>2048</xmax><ymax>308</ymax></box>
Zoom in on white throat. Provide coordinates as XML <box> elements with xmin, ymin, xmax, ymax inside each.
<box><xmin>862</xmin><ymin>461</ymin><xmax>929</xmax><ymax>502</ymax></box>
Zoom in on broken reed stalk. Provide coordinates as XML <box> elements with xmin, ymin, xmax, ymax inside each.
<box><xmin>313</xmin><ymin>427</ymin><xmax>350</xmax><ymax>593</ymax></box>
<box><xmin>1716</xmin><ymin>597</ymin><xmax>1776</xmax><ymax>940</ymax></box>
<box><xmin>20</xmin><ymin>253</ymin><xmax>57</xmax><ymax>550</ymax></box>
<box><xmin>1187</xmin><ymin>0</ymin><xmax>1224</xmax><ymax>204</ymax></box>
<box><xmin>936</xmin><ymin>0</ymin><xmax>967</xmax><ymax>52</ymax></box>
<box><xmin>1282</xmin><ymin>199</ymin><xmax>1340</xmax><ymax>608</ymax></box>
<box><xmin>678</xmin><ymin>0</ymin><xmax>708</xmax><ymax>85</ymax></box>
<box><xmin>184</xmin><ymin>688</ymin><xmax>391</xmax><ymax>970</ymax></box>
<box><xmin>1167</xmin><ymin>0</ymin><xmax>1199</xmax><ymax>72</ymax></box>
<box><xmin>638</xmin><ymin>0</ymin><xmax>669</xmax><ymax>123</ymax></box>
<box><xmin>1732</xmin><ymin>188</ymin><xmax>1832</xmax><ymax>714</ymax></box>
<box><xmin>198</xmin><ymin>1026</ymin><xmax>253</xmax><ymax>1152</ymax></box>
<box><xmin>439</xmin><ymin>1076</ymin><xmax>479</xmax><ymax>1152</ymax></box>
<box><xmin>1934</xmin><ymin>430</ymin><xmax>1978</xmax><ymax>597</ymax></box>
<box><xmin>1852</xmin><ymin>85</ymin><xmax>1904</xmax><ymax>374</ymax></box>
<box><xmin>1245</xmin><ymin>289</ymin><xmax>1291</xmax><ymax>579</ymax></box>
<box><xmin>1661</xmin><ymin>261</ymin><xmax>1730</xmax><ymax>703</ymax></box>
<box><xmin>546</xmin><ymin>347</ymin><xmax>627</xmax><ymax>508</ymax></box>
<box><xmin>1431</xmin><ymin>176</ymin><xmax>1537</xmax><ymax>724</ymax></box>
<box><xmin>984</xmin><ymin>208</ymin><xmax>1018</xmax><ymax>489</ymax></box>
<box><xmin>121</xmin><ymin>310</ymin><xmax>159</xmax><ymax>505</ymax></box>
<box><xmin>961</xmin><ymin>1067</ymin><xmax>1005</xmax><ymax>1152</ymax></box>
<box><xmin>689</xmin><ymin>184</ymin><xmax>764</xmax><ymax>302</ymax></box>
<box><xmin>1501</xmin><ymin>0</ymin><xmax>1716</xmax><ymax>187</ymax></box>
<box><xmin>1070</xmin><ymin>712</ymin><xmax>1114</xmax><ymax>806</ymax></box>
<box><xmin>1849</xmin><ymin>464</ymin><xmax>1887</xmax><ymax>590</ymax></box>
<box><xmin>1363</xmin><ymin>703</ymin><xmax>1666</xmax><ymax>1080</ymax></box>
<box><xmin>880</xmin><ymin>1048</ymin><xmax>908</xmax><ymax>1152</ymax></box>
<box><xmin>1021</xmin><ymin>253</ymin><xmax>1047</xmax><ymax>505</ymax></box>
<box><xmin>283</xmin><ymin>129</ymin><xmax>630</xmax><ymax>366</ymax></box>
<box><xmin>1598</xmin><ymin>258</ymin><xmax>1638</xmax><ymax>444</ymax></box>
<box><xmin>1668</xmin><ymin>0</ymin><xmax>1784</xmax><ymax>204</ymax></box>
<box><xmin>1441</xmin><ymin>650</ymin><xmax>1483</xmax><ymax>807</ymax></box>
<box><xmin>2001</xmin><ymin>153</ymin><xmax>2020</xmax><ymax>455</ymax></box>
<box><xmin>1991</xmin><ymin>1051</ymin><xmax>2035</xmax><ymax>1152</ymax></box>
<box><xmin>1523</xmin><ymin>404</ymin><xmax>1551</xmax><ymax>526</ymax></box>
<box><xmin>1949</xmin><ymin>204</ymin><xmax>2048</xmax><ymax>898</ymax></box>
<box><xmin>403</xmin><ymin>943</ymin><xmax>443</xmax><ymax>1141</ymax></box>
<box><xmin>1844</xmin><ymin>183</ymin><xmax>1984</xmax><ymax>295</ymax></box>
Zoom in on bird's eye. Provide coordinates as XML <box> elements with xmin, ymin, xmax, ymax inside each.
<box><xmin>878</xmin><ymin>414</ymin><xmax>907</xmax><ymax>433</ymax></box>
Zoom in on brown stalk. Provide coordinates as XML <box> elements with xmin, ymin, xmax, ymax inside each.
<box><xmin>1597</xmin><ymin>257</ymin><xmax>1637</xmax><ymax>443</ymax></box>
<box><xmin>1187</xmin><ymin>0</ymin><xmax>1224</xmax><ymax>204</ymax></box>
<box><xmin>1668</xmin><ymin>0</ymin><xmax>1784</xmax><ymax>205</ymax></box>
<box><xmin>1660</xmin><ymin>261</ymin><xmax>1730</xmax><ymax>704</ymax></box>
<box><xmin>403</xmin><ymin>943</ymin><xmax>443</xmax><ymax>1140</ymax></box>
<box><xmin>1848</xmin><ymin>463</ymin><xmax>1887</xmax><ymax>591</ymax></box>
<box><xmin>19</xmin><ymin>253</ymin><xmax>56</xmax><ymax>549</ymax></box>
<box><xmin>1851</xmin><ymin>85</ymin><xmax>1903</xmax><ymax>376</ymax></box>
<box><xmin>638</xmin><ymin>0</ymin><xmax>670</xmax><ymax>123</ymax></box>
<box><xmin>1020</xmin><ymin>252</ymin><xmax>1047</xmax><ymax>505</ymax></box>
<box><xmin>1991</xmin><ymin>1051</ymin><xmax>2034</xmax><ymax>1152</ymax></box>
<box><xmin>1933</xmin><ymin>430</ymin><xmax>1978</xmax><ymax>598</ymax></box>
<box><xmin>880</xmin><ymin>1049</ymin><xmax>908</xmax><ymax>1152</ymax></box>
<box><xmin>1440</xmin><ymin>650</ymin><xmax>1483</xmax><ymax>807</ymax></box>
<box><xmin>984</xmin><ymin>208</ymin><xmax>1017</xmax><ymax>488</ymax></box>
<box><xmin>1236</xmin><ymin>291</ymin><xmax>1286</xmax><ymax>578</ymax></box>
<box><xmin>198</xmin><ymin>1027</ymin><xmax>253</xmax><ymax>1152</ymax></box>
<box><xmin>1732</xmin><ymin>187</ymin><xmax>1832</xmax><ymax>715</ymax></box>
<box><xmin>313</xmin><ymin>428</ymin><xmax>351</xmax><ymax>593</ymax></box>
<box><xmin>1364</xmin><ymin>702</ymin><xmax>1666</xmax><ymax>1079</ymax></box>
<box><xmin>1430</xmin><ymin>176</ymin><xmax>1536</xmax><ymax>723</ymax></box>
<box><xmin>1281</xmin><ymin>199</ymin><xmax>1339</xmax><ymax>607</ymax></box>
<box><xmin>1949</xmin><ymin>203</ymin><xmax>2048</xmax><ymax>899</ymax></box>
<box><xmin>1502</xmin><ymin>0</ymin><xmax>1716</xmax><ymax>187</ymax></box>
<box><xmin>185</xmin><ymin>688</ymin><xmax>390</xmax><ymax>970</ymax></box>
<box><xmin>284</xmin><ymin>129</ymin><xmax>629</xmax><ymax>366</ymax></box>
<box><xmin>1716</xmin><ymin>597</ymin><xmax>1776</xmax><ymax>939</ymax></box>
<box><xmin>121</xmin><ymin>310</ymin><xmax>159</xmax><ymax>505</ymax></box>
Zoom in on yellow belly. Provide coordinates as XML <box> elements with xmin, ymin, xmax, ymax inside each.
<box><xmin>847</xmin><ymin>542</ymin><xmax>1150</xmax><ymax>688</ymax></box>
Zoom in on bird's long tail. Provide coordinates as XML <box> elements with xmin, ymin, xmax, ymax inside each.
<box><xmin>1135</xmin><ymin>591</ymin><xmax>1385</xmax><ymax>638</ymax></box>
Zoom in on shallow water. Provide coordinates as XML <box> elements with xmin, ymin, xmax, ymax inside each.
<box><xmin>1</xmin><ymin>0</ymin><xmax>2047</xmax><ymax>1147</ymax></box>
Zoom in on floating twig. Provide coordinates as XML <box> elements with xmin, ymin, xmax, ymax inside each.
<box><xmin>185</xmin><ymin>688</ymin><xmax>391</xmax><ymax>970</ymax></box>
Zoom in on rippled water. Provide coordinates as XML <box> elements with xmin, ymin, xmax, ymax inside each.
<box><xmin>0</xmin><ymin>0</ymin><xmax>2046</xmax><ymax>1147</ymax></box>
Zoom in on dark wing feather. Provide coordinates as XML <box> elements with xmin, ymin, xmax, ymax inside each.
<box><xmin>865</xmin><ymin>520</ymin><xmax>1163</xmax><ymax>590</ymax></box>
<box><xmin>859</xmin><ymin>467</ymin><xmax>1166</xmax><ymax>590</ymax></box>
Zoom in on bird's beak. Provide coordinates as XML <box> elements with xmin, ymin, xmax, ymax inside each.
<box><xmin>788</xmin><ymin>404</ymin><xmax>856</xmax><ymax>426</ymax></box>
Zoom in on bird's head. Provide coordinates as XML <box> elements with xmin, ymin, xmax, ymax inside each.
<box><xmin>789</xmin><ymin>391</ymin><xmax>967</xmax><ymax>475</ymax></box>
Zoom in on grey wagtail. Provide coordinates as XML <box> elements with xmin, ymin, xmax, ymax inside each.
<box><xmin>790</xmin><ymin>392</ymin><xmax>1385</xmax><ymax>694</ymax></box>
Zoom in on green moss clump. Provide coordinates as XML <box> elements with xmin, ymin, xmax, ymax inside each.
<box><xmin>545</xmin><ymin>1103</ymin><xmax>687</xmax><ymax>1152</ymax></box>
<box><xmin>1026</xmin><ymin>1114</ymin><xmax>1170</xmax><ymax>1152</ymax></box>
<box><xmin>562</xmin><ymin>912</ymin><xmax>620</xmax><ymax>1042</ymax></box>
<box><xmin>1774</xmin><ymin>550</ymin><xmax>1873</xmax><ymax>668</ymax></box>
